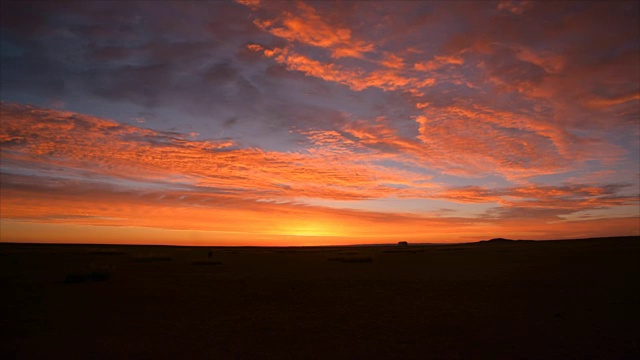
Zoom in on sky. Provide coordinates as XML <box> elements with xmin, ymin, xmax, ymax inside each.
<box><xmin>1</xmin><ymin>0</ymin><xmax>639</xmax><ymax>246</ymax></box>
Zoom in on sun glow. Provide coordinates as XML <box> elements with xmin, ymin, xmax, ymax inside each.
<box><xmin>282</xmin><ymin>221</ymin><xmax>344</xmax><ymax>237</ymax></box>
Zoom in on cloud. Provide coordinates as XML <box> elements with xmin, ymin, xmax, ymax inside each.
<box><xmin>240</xmin><ymin>1</ymin><xmax>634</xmax><ymax>182</ymax></box>
<box><xmin>246</xmin><ymin>1</ymin><xmax>373</xmax><ymax>59</ymax></box>
<box><xmin>3</xmin><ymin>101</ymin><xmax>634</xmax><ymax>239</ymax></box>
<box><xmin>497</xmin><ymin>1</ymin><xmax>534</xmax><ymax>15</ymax></box>
<box><xmin>434</xmin><ymin>183</ymin><xmax>639</xmax><ymax>217</ymax></box>
<box><xmin>1</xmin><ymin>2</ymin><xmax>638</xmax><ymax>243</ymax></box>
<box><xmin>3</xmin><ymin>167</ymin><xmax>638</xmax><ymax>242</ymax></box>
<box><xmin>583</xmin><ymin>92</ymin><xmax>640</xmax><ymax>109</ymax></box>
<box><xmin>248</xmin><ymin>44</ymin><xmax>436</xmax><ymax>93</ymax></box>
<box><xmin>0</xmin><ymin>1</ymin><xmax>273</xmax><ymax>134</ymax></box>
<box><xmin>3</xmin><ymin>169</ymin><xmax>638</xmax><ymax>242</ymax></box>
<box><xmin>414</xmin><ymin>55</ymin><xmax>464</xmax><ymax>72</ymax></box>
<box><xmin>0</xmin><ymin>102</ymin><xmax>435</xmax><ymax>202</ymax></box>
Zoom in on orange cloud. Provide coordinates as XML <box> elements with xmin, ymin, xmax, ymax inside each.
<box><xmin>380</xmin><ymin>53</ymin><xmax>406</xmax><ymax>69</ymax></box>
<box><xmin>497</xmin><ymin>0</ymin><xmax>534</xmax><ymax>15</ymax></box>
<box><xmin>234</xmin><ymin>0</ymin><xmax>260</xmax><ymax>9</ymax></box>
<box><xmin>414</xmin><ymin>99</ymin><xmax>627</xmax><ymax>179</ymax></box>
<box><xmin>250</xmin><ymin>2</ymin><xmax>373</xmax><ymax>59</ymax></box>
<box><xmin>434</xmin><ymin>183</ymin><xmax>638</xmax><ymax>211</ymax></box>
<box><xmin>243</xmin><ymin>3</ymin><xmax>627</xmax><ymax>169</ymax></box>
<box><xmin>250</xmin><ymin>45</ymin><xmax>436</xmax><ymax>93</ymax></box>
<box><xmin>512</xmin><ymin>46</ymin><xmax>566</xmax><ymax>74</ymax></box>
<box><xmin>3</xmin><ymin>102</ymin><xmax>634</xmax><ymax>244</ymax></box>
<box><xmin>584</xmin><ymin>92</ymin><xmax>640</xmax><ymax>109</ymax></box>
<box><xmin>254</xmin><ymin>45</ymin><xmax>366</xmax><ymax>90</ymax></box>
<box><xmin>2</xmin><ymin>168</ymin><xmax>638</xmax><ymax>245</ymax></box>
<box><xmin>0</xmin><ymin>102</ymin><xmax>434</xmax><ymax>202</ymax></box>
<box><xmin>414</xmin><ymin>55</ymin><xmax>465</xmax><ymax>72</ymax></box>
<box><xmin>2</xmin><ymin>177</ymin><xmax>637</xmax><ymax>245</ymax></box>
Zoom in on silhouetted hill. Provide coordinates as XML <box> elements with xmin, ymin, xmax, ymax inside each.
<box><xmin>479</xmin><ymin>238</ymin><xmax>533</xmax><ymax>244</ymax></box>
<box><xmin>477</xmin><ymin>236</ymin><xmax>638</xmax><ymax>245</ymax></box>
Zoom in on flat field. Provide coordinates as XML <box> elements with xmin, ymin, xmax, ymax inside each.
<box><xmin>1</xmin><ymin>237</ymin><xmax>639</xmax><ymax>359</ymax></box>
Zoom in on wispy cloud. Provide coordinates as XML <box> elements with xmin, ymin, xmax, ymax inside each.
<box><xmin>2</xmin><ymin>102</ymin><xmax>637</xmax><ymax>242</ymax></box>
<box><xmin>250</xmin><ymin>1</ymin><xmax>373</xmax><ymax>59</ymax></box>
<box><xmin>0</xmin><ymin>102</ymin><xmax>433</xmax><ymax>201</ymax></box>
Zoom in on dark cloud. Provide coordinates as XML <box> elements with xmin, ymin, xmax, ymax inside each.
<box><xmin>223</xmin><ymin>117</ymin><xmax>238</xmax><ymax>128</ymax></box>
<box><xmin>0</xmin><ymin>1</ymin><xmax>253</xmax><ymax>105</ymax></box>
<box><xmin>0</xmin><ymin>1</ymin><xmax>55</xmax><ymax>40</ymax></box>
<box><xmin>485</xmin><ymin>47</ymin><xmax>547</xmax><ymax>91</ymax></box>
<box><xmin>0</xmin><ymin>52</ymin><xmax>68</xmax><ymax>98</ymax></box>
<box><xmin>87</xmin><ymin>63</ymin><xmax>171</xmax><ymax>107</ymax></box>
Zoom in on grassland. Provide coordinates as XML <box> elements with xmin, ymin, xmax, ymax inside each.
<box><xmin>1</xmin><ymin>237</ymin><xmax>639</xmax><ymax>359</ymax></box>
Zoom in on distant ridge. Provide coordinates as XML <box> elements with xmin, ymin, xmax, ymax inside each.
<box><xmin>0</xmin><ymin>236</ymin><xmax>636</xmax><ymax>248</ymax></box>
<box><xmin>479</xmin><ymin>238</ymin><xmax>534</xmax><ymax>244</ymax></box>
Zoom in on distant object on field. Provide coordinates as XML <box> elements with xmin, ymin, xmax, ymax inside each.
<box><xmin>398</xmin><ymin>241</ymin><xmax>409</xmax><ymax>246</ymax></box>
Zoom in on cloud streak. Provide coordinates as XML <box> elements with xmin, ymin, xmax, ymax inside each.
<box><xmin>1</xmin><ymin>102</ymin><xmax>637</xmax><ymax>243</ymax></box>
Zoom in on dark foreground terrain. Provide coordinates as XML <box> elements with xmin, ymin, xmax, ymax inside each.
<box><xmin>1</xmin><ymin>237</ymin><xmax>639</xmax><ymax>359</ymax></box>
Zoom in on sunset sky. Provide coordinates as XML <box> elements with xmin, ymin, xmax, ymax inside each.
<box><xmin>1</xmin><ymin>0</ymin><xmax>639</xmax><ymax>246</ymax></box>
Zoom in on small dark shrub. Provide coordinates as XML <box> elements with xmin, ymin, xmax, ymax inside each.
<box><xmin>89</xmin><ymin>251</ymin><xmax>125</xmax><ymax>256</ymax></box>
<box><xmin>328</xmin><ymin>256</ymin><xmax>373</xmax><ymax>263</ymax></box>
<box><xmin>341</xmin><ymin>251</ymin><xmax>358</xmax><ymax>255</ymax></box>
<box><xmin>133</xmin><ymin>256</ymin><xmax>172</xmax><ymax>263</ymax></box>
<box><xmin>383</xmin><ymin>249</ymin><xmax>422</xmax><ymax>254</ymax></box>
<box><xmin>65</xmin><ymin>272</ymin><xmax>88</xmax><ymax>284</ymax></box>
<box><xmin>191</xmin><ymin>261</ymin><xmax>222</xmax><ymax>266</ymax></box>
<box><xmin>64</xmin><ymin>270</ymin><xmax>111</xmax><ymax>284</ymax></box>
<box><xmin>90</xmin><ymin>271</ymin><xmax>111</xmax><ymax>281</ymax></box>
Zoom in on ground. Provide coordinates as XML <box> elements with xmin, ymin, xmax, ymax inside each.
<box><xmin>1</xmin><ymin>237</ymin><xmax>639</xmax><ymax>359</ymax></box>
